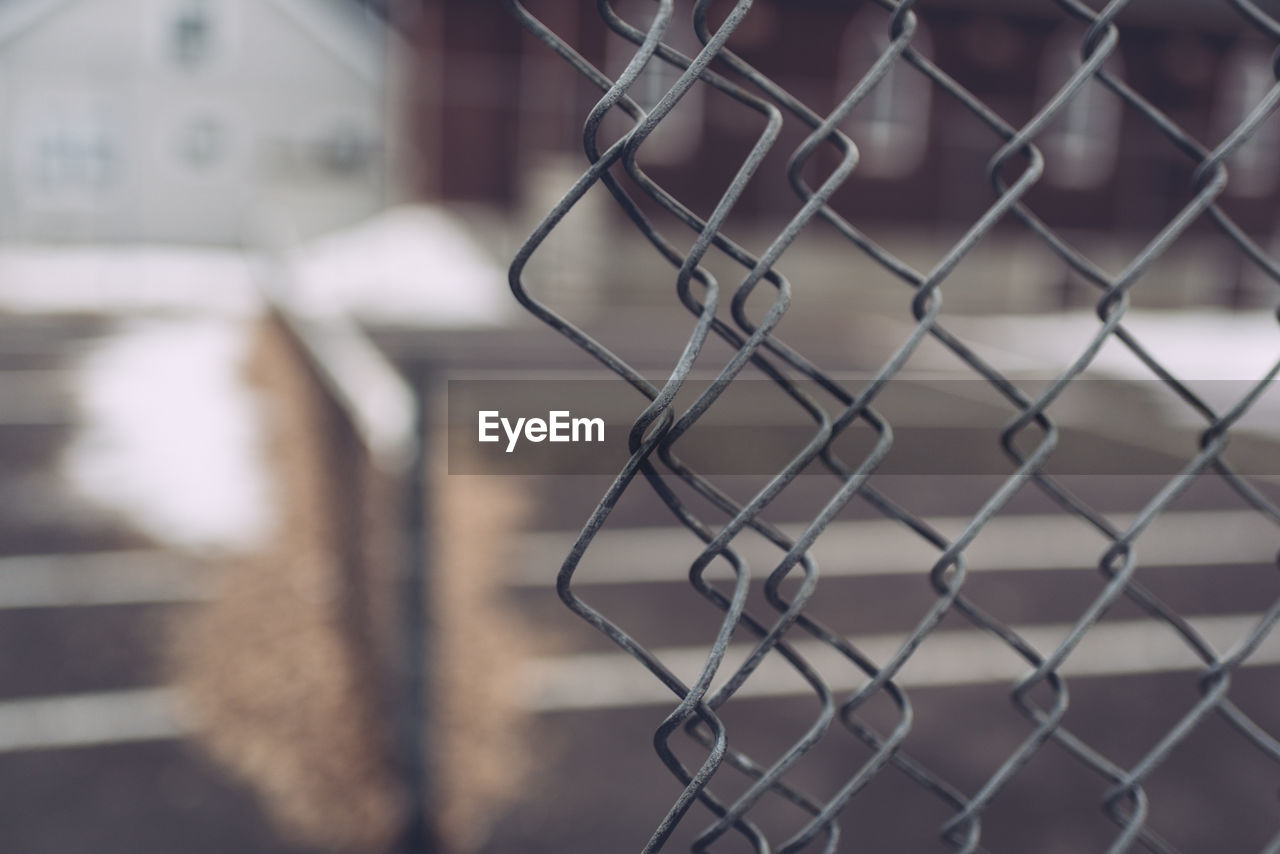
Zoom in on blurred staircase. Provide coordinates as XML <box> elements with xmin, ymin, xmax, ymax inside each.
<box><xmin>0</xmin><ymin>316</ymin><xmax>316</xmax><ymax>854</ymax></box>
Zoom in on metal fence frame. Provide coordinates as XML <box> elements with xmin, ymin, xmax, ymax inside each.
<box><xmin>258</xmin><ymin>264</ymin><xmax>438</xmax><ymax>853</ymax></box>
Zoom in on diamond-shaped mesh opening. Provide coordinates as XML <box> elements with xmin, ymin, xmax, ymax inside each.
<box><xmin>503</xmin><ymin>0</ymin><xmax>1280</xmax><ymax>849</ymax></box>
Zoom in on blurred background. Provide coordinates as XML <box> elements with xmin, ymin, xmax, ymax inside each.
<box><xmin>1</xmin><ymin>0</ymin><xmax>1279</xmax><ymax>852</ymax></box>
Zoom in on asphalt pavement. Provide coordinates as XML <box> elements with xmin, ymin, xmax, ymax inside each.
<box><xmin>473</xmin><ymin>466</ymin><xmax>1280</xmax><ymax>854</ymax></box>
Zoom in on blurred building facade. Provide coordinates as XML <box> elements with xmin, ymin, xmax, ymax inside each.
<box><xmin>404</xmin><ymin>0</ymin><xmax>1280</xmax><ymax>313</ymax></box>
<box><xmin>0</xmin><ymin>0</ymin><xmax>404</xmax><ymax>245</ymax></box>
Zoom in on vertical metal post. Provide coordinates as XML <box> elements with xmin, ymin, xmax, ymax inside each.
<box><xmin>397</xmin><ymin>363</ymin><xmax>438</xmax><ymax>854</ymax></box>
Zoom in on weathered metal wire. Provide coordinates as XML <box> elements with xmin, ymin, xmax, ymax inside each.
<box><xmin>504</xmin><ymin>1</ymin><xmax>1280</xmax><ymax>850</ymax></box>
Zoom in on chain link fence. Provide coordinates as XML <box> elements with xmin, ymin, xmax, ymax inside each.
<box><xmin>503</xmin><ymin>1</ymin><xmax>1280</xmax><ymax>851</ymax></box>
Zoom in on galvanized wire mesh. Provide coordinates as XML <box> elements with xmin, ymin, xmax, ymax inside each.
<box><xmin>503</xmin><ymin>1</ymin><xmax>1280</xmax><ymax>851</ymax></box>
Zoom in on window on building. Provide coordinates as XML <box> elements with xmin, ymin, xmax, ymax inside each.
<box><xmin>36</xmin><ymin>130</ymin><xmax>114</xmax><ymax>192</ymax></box>
<box><xmin>172</xmin><ymin>0</ymin><xmax>213</xmax><ymax>68</ymax></box>
<box><xmin>837</xmin><ymin>11</ymin><xmax>933</xmax><ymax>179</ymax></box>
<box><xmin>178</xmin><ymin>117</ymin><xmax>225</xmax><ymax>168</ymax></box>
<box><xmin>1216</xmin><ymin>46</ymin><xmax>1280</xmax><ymax>198</ymax></box>
<box><xmin>16</xmin><ymin>96</ymin><xmax>118</xmax><ymax>210</ymax></box>
<box><xmin>317</xmin><ymin>123</ymin><xmax>374</xmax><ymax>176</ymax></box>
<box><xmin>1037</xmin><ymin>29</ymin><xmax>1124</xmax><ymax>190</ymax></box>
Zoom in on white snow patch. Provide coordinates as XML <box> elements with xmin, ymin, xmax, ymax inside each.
<box><xmin>0</xmin><ymin>246</ymin><xmax>258</xmax><ymax>316</ymax></box>
<box><xmin>22</xmin><ymin>204</ymin><xmax>507</xmax><ymax>552</ymax></box>
<box><xmin>0</xmin><ymin>205</ymin><xmax>510</xmax><ymax>328</ymax></box>
<box><xmin>948</xmin><ymin>309</ymin><xmax>1280</xmax><ymax>381</ymax></box>
<box><xmin>61</xmin><ymin>319</ymin><xmax>275</xmax><ymax>552</ymax></box>
<box><xmin>289</xmin><ymin>205</ymin><xmax>512</xmax><ymax>326</ymax></box>
<box><xmin>948</xmin><ymin>309</ymin><xmax>1280</xmax><ymax>434</ymax></box>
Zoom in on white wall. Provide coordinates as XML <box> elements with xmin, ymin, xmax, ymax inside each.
<box><xmin>0</xmin><ymin>0</ymin><xmax>390</xmax><ymax>245</ymax></box>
